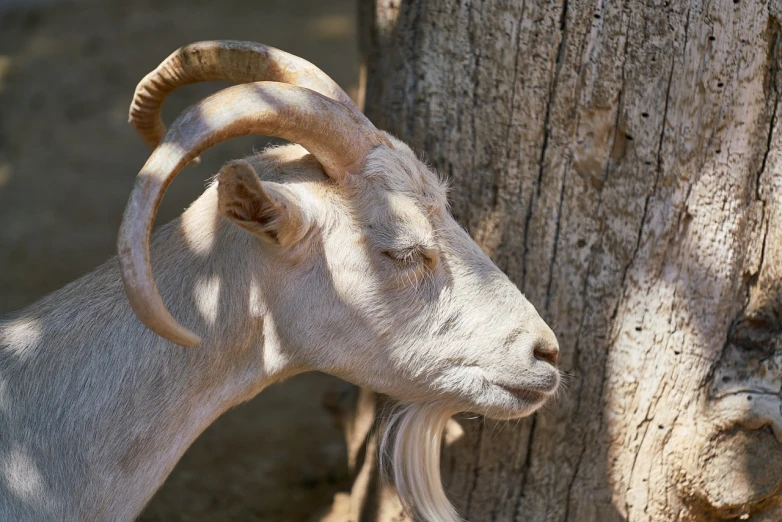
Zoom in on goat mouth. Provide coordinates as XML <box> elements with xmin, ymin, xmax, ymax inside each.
<box><xmin>495</xmin><ymin>384</ymin><xmax>548</xmax><ymax>403</ymax></box>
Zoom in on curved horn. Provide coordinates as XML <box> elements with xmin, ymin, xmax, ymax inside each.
<box><xmin>129</xmin><ymin>40</ymin><xmax>372</xmax><ymax>151</ymax></box>
<box><xmin>119</xmin><ymin>82</ymin><xmax>384</xmax><ymax>347</ymax></box>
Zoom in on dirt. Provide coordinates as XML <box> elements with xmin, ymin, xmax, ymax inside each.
<box><xmin>0</xmin><ymin>0</ymin><xmax>359</xmax><ymax>520</ymax></box>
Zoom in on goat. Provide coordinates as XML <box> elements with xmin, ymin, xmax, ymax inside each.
<box><xmin>0</xmin><ymin>41</ymin><xmax>560</xmax><ymax>522</ymax></box>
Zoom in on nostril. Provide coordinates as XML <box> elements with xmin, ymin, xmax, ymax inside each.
<box><xmin>533</xmin><ymin>341</ymin><xmax>559</xmax><ymax>367</ymax></box>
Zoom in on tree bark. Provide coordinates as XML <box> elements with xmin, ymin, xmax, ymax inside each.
<box><xmin>346</xmin><ymin>0</ymin><xmax>782</xmax><ymax>520</ymax></box>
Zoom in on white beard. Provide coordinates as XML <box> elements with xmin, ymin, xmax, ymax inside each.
<box><xmin>380</xmin><ymin>403</ymin><xmax>461</xmax><ymax>522</ymax></box>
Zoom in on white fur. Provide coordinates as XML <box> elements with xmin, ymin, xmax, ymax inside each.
<box><xmin>381</xmin><ymin>403</ymin><xmax>460</xmax><ymax>521</ymax></box>
<box><xmin>0</xmin><ymin>139</ymin><xmax>559</xmax><ymax>520</ymax></box>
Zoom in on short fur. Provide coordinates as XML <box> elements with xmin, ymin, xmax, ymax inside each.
<box><xmin>0</xmin><ymin>138</ymin><xmax>559</xmax><ymax>521</ymax></box>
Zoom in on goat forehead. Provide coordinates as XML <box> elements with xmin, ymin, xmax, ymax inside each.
<box><xmin>249</xmin><ymin>144</ymin><xmax>327</xmax><ymax>184</ymax></box>
<box><xmin>245</xmin><ymin>142</ymin><xmax>451</xmax><ymax>242</ymax></box>
<box><xmin>362</xmin><ymin>141</ymin><xmax>448</xmax><ymax>209</ymax></box>
<box><xmin>247</xmin><ymin>141</ymin><xmax>446</xmax><ymax>208</ymax></box>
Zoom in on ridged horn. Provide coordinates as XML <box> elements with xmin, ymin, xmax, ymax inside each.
<box><xmin>129</xmin><ymin>40</ymin><xmax>372</xmax><ymax>151</ymax></box>
<box><xmin>119</xmin><ymin>81</ymin><xmax>383</xmax><ymax>347</ymax></box>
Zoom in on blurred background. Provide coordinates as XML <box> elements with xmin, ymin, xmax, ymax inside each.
<box><xmin>0</xmin><ymin>0</ymin><xmax>359</xmax><ymax>520</ymax></box>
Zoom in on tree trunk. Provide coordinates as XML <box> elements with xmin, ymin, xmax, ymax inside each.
<box><xmin>345</xmin><ymin>0</ymin><xmax>782</xmax><ymax>520</ymax></box>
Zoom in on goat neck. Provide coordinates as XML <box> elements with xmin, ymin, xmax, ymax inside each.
<box><xmin>0</xmin><ymin>187</ymin><xmax>290</xmax><ymax>521</ymax></box>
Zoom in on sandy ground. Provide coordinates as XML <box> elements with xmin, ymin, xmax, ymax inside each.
<box><xmin>0</xmin><ymin>0</ymin><xmax>358</xmax><ymax>520</ymax></box>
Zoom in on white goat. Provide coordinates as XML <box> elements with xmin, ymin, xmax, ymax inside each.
<box><xmin>0</xmin><ymin>41</ymin><xmax>560</xmax><ymax>522</ymax></box>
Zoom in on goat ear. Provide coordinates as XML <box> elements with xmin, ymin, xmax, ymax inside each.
<box><xmin>216</xmin><ymin>160</ymin><xmax>309</xmax><ymax>246</ymax></box>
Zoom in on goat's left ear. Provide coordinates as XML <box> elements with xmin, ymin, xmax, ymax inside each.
<box><xmin>217</xmin><ymin>160</ymin><xmax>309</xmax><ymax>246</ymax></box>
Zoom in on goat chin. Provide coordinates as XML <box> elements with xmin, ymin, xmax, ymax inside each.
<box><xmin>380</xmin><ymin>403</ymin><xmax>461</xmax><ymax>522</ymax></box>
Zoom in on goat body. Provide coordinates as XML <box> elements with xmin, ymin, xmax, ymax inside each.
<box><xmin>0</xmin><ymin>42</ymin><xmax>560</xmax><ymax>522</ymax></box>
<box><xmin>0</xmin><ymin>182</ymin><xmax>274</xmax><ymax>520</ymax></box>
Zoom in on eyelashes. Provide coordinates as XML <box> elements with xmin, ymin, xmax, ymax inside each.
<box><xmin>382</xmin><ymin>245</ymin><xmax>440</xmax><ymax>271</ymax></box>
<box><xmin>383</xmin><ymin>247</ymin><xmax>421</xmax><ymax>265</ymax></box>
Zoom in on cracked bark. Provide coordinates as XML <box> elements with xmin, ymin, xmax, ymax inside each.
<box><xmin>343</xmin><ymin>0</ymin><xmax>782</xmax><ymax>520</ymax></box>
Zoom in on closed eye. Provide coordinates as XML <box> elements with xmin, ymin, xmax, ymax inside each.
<box><xmin>384</xmin><ymin>247</ymin><xmax>420</xmax><ymax>265</ymax></box>
<box><xmin>383</xmin><ymin>245</ymin><xmax>439</xmax><ymax>270</ymax></box>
